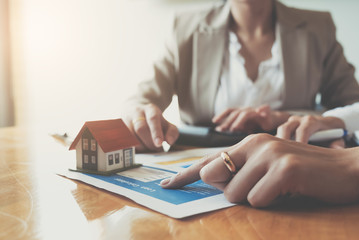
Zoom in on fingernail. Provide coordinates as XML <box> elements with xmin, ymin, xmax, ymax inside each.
<box><xmin>160</xmin><ymin>178</ymin><xmax>171</xmax><ymax>186</ymax></box>
<box><xmin>155</xmin><ymin>137</ymin><xmax>162</xmax><ymax>147</ymax></box>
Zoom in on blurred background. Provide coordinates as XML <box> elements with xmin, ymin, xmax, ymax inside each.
<box><xmin>1</xmin><ymin>0</ymin><xmax>359</xmax><ymax>136</ymax></box>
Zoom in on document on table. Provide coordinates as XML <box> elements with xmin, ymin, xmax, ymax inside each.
<box><xmin>60</xmin><ymin>147</ymin><xmax>236</xmax><ymax>219</ymax></box>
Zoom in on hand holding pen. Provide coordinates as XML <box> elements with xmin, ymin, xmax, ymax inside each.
<box><xmin>276</xmin><ymin>115</ymin><xmax>347</xmax><ymax>148</ymax></box>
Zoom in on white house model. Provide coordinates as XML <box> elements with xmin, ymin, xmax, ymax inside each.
<box><xmin>69</xmin><ymin>119</ymin><xmax>141</xmax><ymax>175</ymax></box>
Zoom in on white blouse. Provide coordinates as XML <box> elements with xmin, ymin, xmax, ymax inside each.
<box><xmin>214</xmin><ymin>30</ymin><xmax>284</xmax><ymax>116</ymax></box>
<box><xmin>214</xmin><ymin>29</ymin><xmax>359</xmax><ymax>133</ymax></box>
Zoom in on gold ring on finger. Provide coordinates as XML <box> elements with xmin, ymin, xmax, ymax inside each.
<box><xmin>221</xmin><ymin>151</ymin><xmax>237</xmax><ymax>174</ymax></box>
<box><xmin>132</xmin><ymin>117</ymin><xmax>146</xmax><ymax>125</ymax></box>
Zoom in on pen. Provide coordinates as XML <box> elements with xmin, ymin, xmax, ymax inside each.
<box><xmin>353</xmin><ymin>131</ymin><xmax>359</xmax><ymax>145</ymax></box>
<box><xmin>308</xmin><ymin>128</ymin><xmax>347</xmax><ymax>142</ymax></box>
<box><xmin>162</xmin><ymin>141</ymin><xmax>171</xmax><ymax>152</ymax></box>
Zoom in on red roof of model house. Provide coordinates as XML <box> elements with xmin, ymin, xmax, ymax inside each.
<box><xmin>69</xmin><ymin>119</ymin><xmax>140</xmax><ymax>152</ymax></box>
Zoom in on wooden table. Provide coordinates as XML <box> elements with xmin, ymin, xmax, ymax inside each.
<box><xmin>1</xmin><ymin>127</ymin><xmax>359</xmax><ymax>240</ymax></box>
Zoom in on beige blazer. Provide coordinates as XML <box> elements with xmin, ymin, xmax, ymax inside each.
<box><xmin>128</xmin><ymin>1</ymin><xmax>359</xmax><ymax>126</ymax></box>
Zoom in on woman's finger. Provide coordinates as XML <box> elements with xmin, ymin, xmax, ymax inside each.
<box><xmin>160</xmin><ymin>152</ymin><xmax>221</xmax><ymax>189</ymax></box>
<box><xmin>145</xmin><ymin>105</ymin><xmax>165</xmax><ymax>148</ymax></box>
<box><xmin>132</xmin><ymin>113</ymin><xmax>161</xmax><ymax>151</ymax></box>
<box><xmin>212</xmin><ymin>109</ymin><xmax>233</xmax><ymax>124</ymax></box>
<box><xmin>276</xmin><ymin>119</ymin><xmax>300</xmax><ymax>140</ymax></box>
<box><xmin>230</xmin><ymin>110</ymin><xmax>258</xmax><ymax>132</ymax></box>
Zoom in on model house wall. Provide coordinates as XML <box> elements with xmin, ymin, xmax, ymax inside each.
<box><xmin>75</xmin><ymin>139</ymin><xmax>135</xmax><ymax>172</ymax></box>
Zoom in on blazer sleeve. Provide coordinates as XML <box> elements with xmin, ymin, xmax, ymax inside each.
<box><xmin>124</xmin><ymin>17</ymin><xmax>179</xmax><ymax>112</ymax></box>
<box><xmin>320</xmin><ymin>13</ymin><xmax>359</xmax><ymax>109</ymax></box>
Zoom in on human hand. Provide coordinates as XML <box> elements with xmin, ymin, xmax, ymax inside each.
<box><xmin>161</xmin><ymin>134</ymin><xmax>359</xmax><ymax>207</ymax></box>
<box><xmin>124</xmin><ymin>103</ymin><xmax>179</xmax><ymax>152</ymax></box>
<box><xmin>276</xmin><ymin>115</ymin><xmax>346</xmax><ymax>148</ymax></box>
<box><xmin>212</xmin><ymin>105</ymin><xmax>290</xmax><ymax>134</ymax></box>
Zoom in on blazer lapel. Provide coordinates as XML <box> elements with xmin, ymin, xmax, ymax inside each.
<box><xmin>192</xmin><ymin>28</ymin><xmax>227</xmax><ymax>122</ymax></box>
<box><xmin>191</xmin><ymin>4</ymin><xmax>230</xmax><ymax>123</ymax></box>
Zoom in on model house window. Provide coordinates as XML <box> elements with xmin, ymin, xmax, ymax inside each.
<box><xmin>91</xmin><ymin>156</ymin><xmax>96</xmax><ymax>164</ymax></box>
<box><xmin>124</xmin><ymin>148</ymin><xmax>133</xmax><ymax>164</ymax></box>
<box><xmin>83</xmin><ymin>138</ymin><xmax>89</xmax><ymax>150</ymax></box>
<box><xmin>84</xmin><ymin>154</ymin><xmax>89</xmax><ymax>163</ymax></box>
<box><xmin>91</xmin><ymin>139</ymin><xmax>96</xmax><ymax>151</ymax></box>
<box><xmin>115</xmin><ymin>153</ymin><xmax>119</xmax><ymax>164</ymax></box>
<box><xmin>108</xmin><ymin>154</ymin><xmax>114</xmax><ymax>165</ymax></box>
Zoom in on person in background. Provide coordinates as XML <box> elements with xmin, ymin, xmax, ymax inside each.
<box><xmin>123</xmin><ymin>0</ymin><xmax>359</xmax><ymax>152</ymax></box>
<box><xmin>160</xmin><ymin>133</ymin><xmax>359</xmax><ymax>207</ymax></box>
